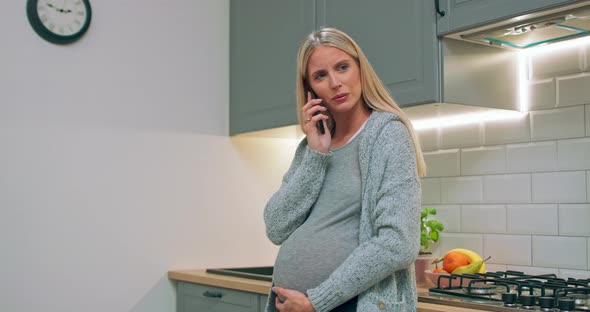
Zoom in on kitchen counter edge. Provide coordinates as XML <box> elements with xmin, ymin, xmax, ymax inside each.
<box><xmin>167</xmin><ymin>269</ymin><xmax>487</xmax><ymax>312</ymax></box>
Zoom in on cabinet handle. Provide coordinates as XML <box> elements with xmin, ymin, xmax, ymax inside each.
<box><xmin>435</xmin><ymin>0</ymin><xmax>446</xmax><ymax>17</ymax></box>
<box><xmin>203</xmin><ymin>290</ymin><xmax>223</xmax><ymax>298</ymax></box>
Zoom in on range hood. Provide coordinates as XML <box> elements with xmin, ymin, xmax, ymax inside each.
<box><xmin>402</xmin><ymin>1</ymin><xmax>590</xmax><ymax>132</ymax></box>
<box><xmin>446</xmin><ymin>1</ymin><xmax>590</xmax><ymax>50</ymax></box>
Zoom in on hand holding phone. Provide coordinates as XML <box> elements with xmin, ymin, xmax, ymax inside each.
<box><xmin>309</xmin><ymin>89</ymin><xmax>325</xmax><ymax>135</ymax></box>
<box><xmin>304</xmin><ymin>89</ymin><xmax>331</xmax><ymax>154</ymax></box>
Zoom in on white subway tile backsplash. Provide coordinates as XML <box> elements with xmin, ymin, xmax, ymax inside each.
<box><xmin>436</xmin><ymin>233</ymin><xmax>483</xmax><ymax>258</ymax></box>
<box><xmin>421</xmin><ymin>178</ymin><xmax>441</xmax><ymax>205</ymax></box>
<box><xmin>530</xmin><ymin>106</ymin><xmax>585</xmax><ymax>141</ymax></box>
<box><xmin>461</xmin><ymin>146</ymin><xmax>505</xmax><ymax>175</ymax></box>
<box><xmin>558</xmin><ymin>269</ymin><xmax>590</xmax><ymax>279</ymax></box>
<box><xmin>506</xmin><ymin>265</ymin><xmax>558</xmax><ymax>276</ymax></box>
<box><xmin>418</xmin><ymin>128</ymin><xmax>439</xmax><ymax>152</ymax></box>
<box><xmin>441</xmin><ymin>176</ymin><xmax>482</xmax><ymax>204</ymax></box>
<box><xmin>484</xmin><ymin>116</ymin><xmax>530</xmax><ymax>146</ymax></box>
<box><xmin>507</xmin><ymin>204</ymin><xmax>558</xmax><ymax>235</ymax></box>
<box><xmin>427</xmin><ymin>205</ymin><xmax>460</xmax><ymax>233</ymax></box>
<box><xmin>441</xmin><ymin>123</ymin><xmax>481</xmax><ymax>149</ymax></box>
<box><xmin>557</xmin><ymin>73</ymin><xmax>590</xmax><ymax>107</ymax></box>
<box><xmin>420</xmin><ymin>42</ymin><xmax>590</xmax><ymax>275</ymax></box>
<box><xmin>484</xmin><ymin>234</ymin><xmax>532</xmax><ymax>265</ymax></box>
<box><xmin>424</xmin><ymin>149</ymin><xmax>460</xmax><ymax>177</ymax></box>
<box><xmin>557</xmin><ymin>138</ymin><xmax>590</xmax><ymax>170</ymax></box>
<box><xmin>532</xmin><ymin>171</ymin><xmax>587</xmax><ymax>203</ymax></box>
<box><xmin>485</xmin><ymin>263</ymin><xmax>507</xmax><ymax>272</ymax></box>
<box><xmin>533</xmin><ymin>236</ymin><xmax>587</xmax><ymax>270</ymax></box>
<box><xmin>528</xmin><ymin>79</ymin><xmax>556</xmax><ymax>110</ymax></box>
<box><xmin>530</xmin><ymin>46</ymin><xmax>583</xmax><ymax>80</ymax></box>
<box><xmin>559</xmin><ymin>204</ymin><xmax>590</xmax><ymax>236</ymax></box>
<box><xmin>506</xmin><ymin>142</ymin><xmax>557</xmax><ymax>173</ymax></box>
<box><xmin>483</xmin><ymin>174</ymin><xmax>531</xmax><ymax>203</ymax></box>
<box><xmin>461</xmin><ymin>205</ymin><xmax>506</xmax><ymax>233</ymax></box>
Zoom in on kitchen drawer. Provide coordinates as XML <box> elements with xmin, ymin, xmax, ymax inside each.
<box><xmin>178</xmin><ymin>282</ymin><xmax>259</xmax><ymax>312</ymax></box>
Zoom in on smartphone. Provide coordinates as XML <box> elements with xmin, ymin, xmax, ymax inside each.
<box><xmin>308</xmin><ymin>88</ymin><xmax>325</xmax><ymax>135</ymax></box>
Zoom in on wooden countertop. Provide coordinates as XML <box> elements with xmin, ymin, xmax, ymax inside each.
<box><xmin>168</xmin><ymin>269</ymin><xmax>486</xmax><ymax>312</ymax></box>
<box><xmin>168</xmin><ymin>269</ymin><xmax>271</xmax><ymax>295</ymax></box>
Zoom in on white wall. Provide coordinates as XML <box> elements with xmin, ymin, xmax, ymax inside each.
<box><xmin>0</xmin><ymin>1</ymin><xmax>292</xmax><ymax>311</ymax></box>
<box><xmin>420</xmin><ymin>39</ymin><xmax>590</xmax><ymax>278</ymax></box>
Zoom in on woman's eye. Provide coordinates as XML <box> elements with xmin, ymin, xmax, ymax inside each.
<box><xmin>313</xmin><ymin>73</ymin><xmax>326</xmax><ymax>80</ymax></box>
<box><xmin>338</xmin><ymin>64</ymin><xmax>349</xmax><ymax>71</ymax></box>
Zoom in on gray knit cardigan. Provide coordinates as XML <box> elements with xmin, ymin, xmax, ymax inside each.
<box><xmin>264</xmin><ymin>111</ymin><xmax>421</xmax><ymax>312</ymax></box>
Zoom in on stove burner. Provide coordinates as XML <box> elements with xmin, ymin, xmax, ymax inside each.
<box><xmin>463</xmin><ymin>284</ymin><xmax>498</xmax><ymax>295</ymax></box>
<box><xmin>568</xmin><ymin>293</ymin><xmax>589</xmax><ymax>307</ymax></box>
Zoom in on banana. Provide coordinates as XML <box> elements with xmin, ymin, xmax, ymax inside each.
<box><xmin>451</xmin><ymin>260</ymin><xmax>483</xmax><ymax>275</ymax></box>
<box><xmin>432</xmin><ymin>248</ymin><xmax>486</xmax><ymax>273</ymax></box>
<box><xmin>452</xmin><ymin>248</ymin><xmax>485</xmax><ymax>273</ymax></box>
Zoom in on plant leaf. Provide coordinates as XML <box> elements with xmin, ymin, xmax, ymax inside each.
<box><xmin>429</xmin><ymin>231</ymin><xmax>439</xmax><ymax>242</ymax></box>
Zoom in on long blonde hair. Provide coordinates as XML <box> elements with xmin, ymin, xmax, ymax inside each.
<box><xmin>295</xmin><ymin>27</ymin><xmax>426</xmax><ymax>177</ymax></box>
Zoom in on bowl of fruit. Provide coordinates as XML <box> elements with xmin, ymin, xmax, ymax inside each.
<box><xmin>425</xmin><ymin>248</ymin><xmax>489</xmax><ymax>288</ymax></box>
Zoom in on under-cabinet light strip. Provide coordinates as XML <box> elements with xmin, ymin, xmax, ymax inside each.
<box><xmin>413</xmin><ymin>35</ymin><xmax>590</xmax><ymax>131</ymax></box>
<box><xmin>411</xmin><ymin>110</ymin><xmax>526</xmax><ymax>131</ymax></box>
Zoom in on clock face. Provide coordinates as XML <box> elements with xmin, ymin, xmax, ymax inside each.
<box><xmin>36</xmin><ymin>0</ymin><xmax>88</xmax><ymax>36</ymax></box>
<box><xmin>27</xmin><ymin>0</ymin><xmax>92</xmax><ymax>44</ymax></box>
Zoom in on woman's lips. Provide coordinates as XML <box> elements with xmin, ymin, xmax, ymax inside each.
<box><xmin>332</xmin><ymin>93</ymin><xmax>348</xmax><ymax>101</ymax></box>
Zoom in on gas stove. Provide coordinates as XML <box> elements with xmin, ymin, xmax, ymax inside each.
<box><xmin>424</xmin><ymin>270</ymin><xmax>589</xmax><ymax>311</ymax></box>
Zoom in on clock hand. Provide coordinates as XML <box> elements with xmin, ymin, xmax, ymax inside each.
<box><xmin>60</xmin><ymin>0</ymin><xmax>72</xmax><ymax>14</ymax></box>
<box><xmin>47</xmin><ymin>2</ymin><xmax>66</xmax><ymax>13</ymax></box>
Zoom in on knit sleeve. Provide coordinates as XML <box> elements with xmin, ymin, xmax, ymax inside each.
<box><xmin>306</xmin><ymin>121</ymin><xmax>421</xmax><ymax>312</ymax></box>
<box><xmin>263</xmin><ymin>140</ymin><xmax>332</xmax><ymax>245</ymax></box>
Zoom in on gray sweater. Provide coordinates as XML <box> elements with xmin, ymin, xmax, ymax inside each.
<box><xmin>264</xmin><ymin>111</ymin><xmax>421</xmax><ymax>312</ymax></box>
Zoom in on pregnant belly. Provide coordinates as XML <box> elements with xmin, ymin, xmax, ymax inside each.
<box><xmin>272</xmin><ymin>229</ymin><xmax>358</xmax><ymax>293</ymax></box>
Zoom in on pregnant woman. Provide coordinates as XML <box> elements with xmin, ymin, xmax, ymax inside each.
<box><xmin>263</xmin><ymin>28</ymin><xmax>426</xmax><ymax>312</ymax></box>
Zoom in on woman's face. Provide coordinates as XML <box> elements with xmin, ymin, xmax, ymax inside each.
<box><xmin>306</xmin><ymin>45</ymin><xmax>363</xmax><ymax>115</ymax></box>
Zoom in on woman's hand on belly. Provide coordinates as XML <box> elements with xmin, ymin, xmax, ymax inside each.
<box><xmin>273</xmin><ymin>287</ymin><xmax>316</xmax><ymax>312</ymax></box>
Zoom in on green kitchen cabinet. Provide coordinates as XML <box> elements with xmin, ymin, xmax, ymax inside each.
<box><xmin>230</xmin><ymin>0</ymin><xmax>438</xmax><ymax>134</ymax></box>
<box><xmin>260</xmin><ymin>295</ymin><xmax>269</xmax><ymax>312</ymax></box>
<box><xmin>316</xmin><ymin>0</ymin><xmax>438</xmax><ymax>107</ymax></box>
<box><xmin>230</xmin><ymin>0</ymin><xmax>315</xmax><ymax>135</ymax></box>
<box><xmin>436</xmin><ymin>0</ymin><xmax>580</xmax><ymax>35</ymax></box>
<box><xmin>177</xmin><ymin>282</ymin><xmax>262</xmax><ymax>312</ymax></box>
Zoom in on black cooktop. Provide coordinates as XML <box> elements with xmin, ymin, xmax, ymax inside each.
<box><xmin>428</xmin><ymin>270</ymin><xmax>589</xmax><ymax>311</ymax></box>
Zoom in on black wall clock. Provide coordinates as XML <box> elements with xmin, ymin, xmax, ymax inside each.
<box><xmin>27</xmin><ymin>0</ymin><xmax>92</xmax><ymax>45</ymax></box>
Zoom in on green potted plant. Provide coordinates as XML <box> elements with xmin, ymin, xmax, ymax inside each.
<box><xmin>419</xmin><ymin>207</ymin><xmax>444</xmax><ymax>255</ymax></box>
<box><xmin>416</xmin><ymin>207</ymin><xmax>444</xmax><ymax>287</ymax></box>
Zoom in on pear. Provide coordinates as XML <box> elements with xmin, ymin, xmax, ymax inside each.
<box><xmin>451</xmin><ymin>260</ymin><xmax>483</xmax><ymax>275</ymax></box>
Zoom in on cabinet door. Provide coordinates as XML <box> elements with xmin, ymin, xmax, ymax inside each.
<box><xmin>259</xmin><ymin>295</ymin><xmax>269</xmax><ymax>312</ymax></box>
<box><xmin>317</xmin><ymin>0</ymin><xmax>438</xmax><ymax>106</ymax></box>
<box><xmin>437</xmin><ymin>0</ymin><xmax>579</xmax><ymax>35</ymax></box>
<box><xmin>178</xmin><ymin>282</ymin><xmax>259</xmax><ymax>312</ymax></box>
<box><xmin>230</xmin><ymin>0</ymin><xmax>315</xmax><ymax>135</ymax></box>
